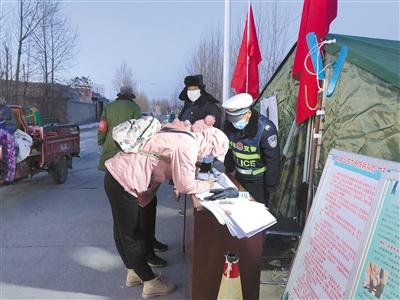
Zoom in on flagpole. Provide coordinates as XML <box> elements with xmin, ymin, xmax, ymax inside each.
<box><xmin>222</xmin><ymin>0</ymin><xmax>231</xmax><ymax>101</ymax></box>
<box><xmin>246</xmin><ymin>0</ymin><xmax>250</xmax><ymax>94</ymax></box>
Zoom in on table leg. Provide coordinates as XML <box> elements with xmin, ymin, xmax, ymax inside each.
<box><xmin>182</xmin><ymin>194</ymin><xmax>187</xmax><ymax>253</ymax></box>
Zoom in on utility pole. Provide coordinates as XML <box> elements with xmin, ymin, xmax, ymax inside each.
<box><xmin>222</xmin><ymin>0</ymin><xmax>231</xmax><ymax>102</ymax></box>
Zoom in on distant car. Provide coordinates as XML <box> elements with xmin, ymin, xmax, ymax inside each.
<box><xmin>141</xmin><ymin>112</ymin><xmax>153</xmax><ymax>117</ymax></box>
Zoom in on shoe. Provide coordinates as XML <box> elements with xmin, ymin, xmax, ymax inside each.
<box><xmin>142</xmin><ymin>275</ymin><xmax>176</xmax><ymax>299</ymax></box>
<box><xmin>153</xmin><ymin>240</ymin><xmax>168</xmax><ymax>252</ymax></box>
<box><xmin>147</xmin><ymin>254</ymin><xmax>167</xmax><ymax>268</ymax></box>
<box><xmin>126</xmin><ymin>269</ymin><xmax>142</xmax><ymax>287</ymax></box>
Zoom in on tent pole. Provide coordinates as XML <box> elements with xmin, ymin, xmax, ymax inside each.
<box><xmin>314</xmin><ymin>67</ymin><xmax>332</xmax><ymax>169</ymax></box>
<box><xmin>303</xmin><ymin>118</ymin><xmax>312</xmax><ymax>182</ymax></box>
<box><xmin>305</xmin><ymin>68</ymin><xmax>331</xmax><ymax>218</ymax></box>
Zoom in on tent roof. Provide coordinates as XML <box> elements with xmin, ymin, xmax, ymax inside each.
<box><xmin>261</xmin><ymin>34</ymin><xmax>400</xmax><ymax>94</ymax></box>
<box><xmin>326</xmin><ymin>34</ymin><xmax>400</xmax><ymax>88</ymax></box>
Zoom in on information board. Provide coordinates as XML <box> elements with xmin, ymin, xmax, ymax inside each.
<box><xmin>348</xmin><ymin>175</ymin><xmax>400</xmax><ymax>299</ymax></box>
<box><xmin>283</xmin><ymin>149</ymin><xmax>399</xmax><ymax>300</ymax></box>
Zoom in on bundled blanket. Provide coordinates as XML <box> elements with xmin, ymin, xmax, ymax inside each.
<box><xmin>0</xmin><ymin>128</ymin><xmax>17</xmax><ymax>182</ymax></box>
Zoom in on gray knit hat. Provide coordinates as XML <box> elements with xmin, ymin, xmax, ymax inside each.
<box><xmin>118</xmin><ymin>85</ymin><xmax>135</xmax><ymax>98</ymax></box>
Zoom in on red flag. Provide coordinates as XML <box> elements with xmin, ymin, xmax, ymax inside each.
<box><xmin>231</xmin><ymin>4</ymin><xmax>262</xmax><ymax>100</ymax></box>
<box><xmin>293</xmin><ymin>0</ymin><xmax>337</xmax><ymax>124</ymax></box>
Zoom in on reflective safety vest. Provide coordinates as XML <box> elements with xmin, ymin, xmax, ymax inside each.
<box><xmin>226</xmin><ymin>115</ymin><xmax>268</xmax><ymax>178</ymax></box>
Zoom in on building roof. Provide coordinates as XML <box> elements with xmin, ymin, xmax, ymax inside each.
<box><xmin>92</xmin><ymin>91</ymin><xmax>109</xmax><ymax>102</ymax></box>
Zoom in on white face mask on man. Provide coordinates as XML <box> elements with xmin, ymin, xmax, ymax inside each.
<box><xmin>187</xmin><ymin>89</ymin><xmax>201</xmax><ymax>102</ymax></box>
<box><xmin>232</xmin><ymin>118</ymin><xmax>248</xmax><ymax>130</ymax></box>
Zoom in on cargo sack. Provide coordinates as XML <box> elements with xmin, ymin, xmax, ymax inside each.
<box><xmin>14</xmin><ymin>129</ymin><xmax>33</xmax><ymax>162</ymax></box>
<box><xmin>112</xmin><ymin>116</ymin><xmax>161</xmax><ymax>153</ymax></box>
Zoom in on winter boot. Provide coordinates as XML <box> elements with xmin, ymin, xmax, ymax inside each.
<box><xmin>126</xmin><ymin>269</ymin><xmax>142</xmax><ymax>287</ymax></box>
<box><xmin>153</xmin><ymin>240</ymin><xmax>168</xmax><ymax>252</ymax></box>
<box><xmin>146</xmin><ymin>253</ymin><xmax>167</xmax><ymax>268</ymax></box>
<box><xmin>142</xmin><ymin>275</ymin><xmax>176</xmax><ymax>299</ymax></box>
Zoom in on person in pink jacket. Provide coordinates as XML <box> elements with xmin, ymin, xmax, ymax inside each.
<box><xmin>103</xmin><ymin>118</ymin><xmax>228</xmax><ymax>299</ymax></box>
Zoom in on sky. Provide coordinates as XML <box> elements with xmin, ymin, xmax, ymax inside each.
<box><xmin>3</xmin><ymin>0</ymin><xmax>400</xmax><ymax>100</ymax></box>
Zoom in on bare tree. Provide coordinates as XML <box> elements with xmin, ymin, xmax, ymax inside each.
<box><xmin>112</xmin><ymin>61</ymin><xmax>147</xmax><ymax>110</ymax></box>
<box><xmin>0</xmin><ymin>29</ymin><xmax>15</xmax><ymax>100</ymax></box>
<box><xmin>185</xmin><ymin>27</ymin><xmax>224</xmax><ymax>101</ymax></box>
<box><xmin>152</xmin><ymin>98</ymin><xmax>170</xmax><ymax>116</ymax></box>
<box><xmin>113</xmin><ymin>61</ymin><xmax>137</xmax><ymax>93</ymax></box>
<box><xmin>32</xmin><ymin>1</ymin><xmax>77</xmax><ymax>82</ymax></box>
<box><xmin>0</xmin><ymin>9</ymin><xmax>7</xmax><ymax>81</ymax></box>
<box><xmin>253</xmin><ymin>2</ymin><xmax>289</xmax><ymax>86</ymax></box>
<box><xmin>22</xmin><ymin>38</ymin><xmax>36</xmax><ymax>99</ymax></box>
<box><xmin>1</xmin><ymin>44</ymin><xmax>14</xmax><ymax>100</ymax></box>
<box><xmin>48</xmin><ymin>12</ymin><xmax>77</xmax><ymax>84</ymax></box>
<box><xmin>230</xmin><ymin>2</ymin><xmax>289</xmax><ymax>89</ymax></box>
<box><xmin>171</xmin><ymin>87</ymin><xmax>182</xmax><ymax>113</ymax></box>
<box><xmin>135</xmin><ymin>93</ymin><xmax>150</xmax><ymax>112</ymax></box>
<box><xmin>0</xmin><ymin>8</ymin><xmax>14</xmax><ymax>99</ymax></box>
<box><xmin>185</xmin><ymin>2</ymin><xmax>290</xmax><ymax>100</ymax></box>
<box><xmin>31</xmin><ymin>1</ymin><xmax>55</xmax><ymax>113</ymax></box>
<box><xmin>14</xmin><ymin>0</ymin><xmax>42</xmax><ymax>85</ymax></box>
<box><xmin>31</xmin><ymin>0</ymin><xmax>77</xmax><ymax>115</ymax></box>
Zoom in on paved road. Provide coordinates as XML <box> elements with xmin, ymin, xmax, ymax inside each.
<box><xmin>1</xmin><ymin>128</ymin><xmax>188</xmax><ymax>299</ymax></box>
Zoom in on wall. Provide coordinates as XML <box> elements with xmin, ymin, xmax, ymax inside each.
<box><xmin>67</xmin><ymin>101</ymin><xmax>97</xmax><ymax>124</ymax></box>
<box><xmin>0</xmin><ymin>80</ymin><xmax>98</xmax><ymax>124</ymax></box>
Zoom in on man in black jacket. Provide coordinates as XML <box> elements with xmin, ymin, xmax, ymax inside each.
<box><xmin>178</xmin><ymin>74</ymin><xmax>222</xmax><ymax>129</ymax></box>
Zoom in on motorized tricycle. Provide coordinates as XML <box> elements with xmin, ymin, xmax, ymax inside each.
<box><xmin>0</xmin><ymin>105</ymin><xmax>80</xmax><ymax>184</ymax></box>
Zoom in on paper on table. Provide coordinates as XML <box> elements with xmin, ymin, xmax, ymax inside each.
<box><xmin>195</xmin><ymin>173</ymin><xmax>248</xmax><ymax>200</ymax></box>
<box><xmin>195</xmin><ymin>172</ymin><xmax>276</xmax><ymax>238</ymax></box>
<box><xmin>199</xmin><ymin>198</ymin><xmax>277</xmax><ymax>238</ymax></box>
<box><xmin>216</xmin><ymin>174</ymin><xmax>237</xmax><ymax>189</ymax></box>
<box><xmin>196</xmin><ymin>172</ymin><xmax>216</xmax><ymax>181</ymax></box>
<box><xmin>199</xmin><ymin>201</ymin><xmax>227</xmax><ymax>225</ymax></box>
<box><xmin>216</xmin><ymin>200</ymin><xmax>277</xmax><ymax>238</ymax></box>
<box><xmin>211</xmin><ymin>168</ymin><xmax>238</xmax><ymax>189</ymax></box>
<box><xmin>225</xmin><ymin>201</ymin><xmax>276</xmax><ymax>238</ymax></box>
<box><xmin>195</xmin><ymin>181</ymin><xmax>225</xmax><ymax>201</ymax></box>
<box><xmin>205</xmin><ymin>198</ymin><xmax>251</xmax><ymax>220</ymax></box>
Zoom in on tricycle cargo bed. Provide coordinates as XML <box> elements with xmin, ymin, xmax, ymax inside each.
<box><xmin>40</xmin><ymin>125</ymin><xmax>80</xmax><ymax>167</ymax></box>
<box><xmin>1</xmin><ymin>105</ymin><xmax>80</xmax><ymax>184</ymax></box>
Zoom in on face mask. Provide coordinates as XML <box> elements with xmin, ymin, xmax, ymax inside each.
<box><xmin>187</xmin><ymin>89</ymin><xmax>201</xmax><ymax>102</ymax></box>
<box><xmin>232</xmin><ymin>119</ymin><xmax>248</xmax><ymax>130</ymax></box>
<box><xmin>202</xmin><ymin>154</ymin><xmax>214</xmax><ymax>164</ymax></box>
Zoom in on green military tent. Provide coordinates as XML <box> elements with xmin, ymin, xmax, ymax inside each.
<box><xmin>257</xmin><ymin>34</ymin><xmax>400</xmax><ymax>217</ymax></box>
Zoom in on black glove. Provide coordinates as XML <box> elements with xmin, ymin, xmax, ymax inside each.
<box><xmin>204</xmin><ymin>187</ymin><xmax>239</xmax><ymax>200</ymax></box>
<box><xmin>199</xmin><ymin>162</ymin><xmax>212</xmax><ymax>173</ymax></box>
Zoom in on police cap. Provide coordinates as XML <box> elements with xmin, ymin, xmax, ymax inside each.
<box><xmin>222</xmin><ymin>93</ymin><xmax>253</xmax><ymax>122</ymax></box>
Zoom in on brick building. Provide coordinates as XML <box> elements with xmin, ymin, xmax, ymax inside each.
<box><xmin>0</xmin><ymin>80</ymin><xmax>109</xmax><ymax>124</ymax></box>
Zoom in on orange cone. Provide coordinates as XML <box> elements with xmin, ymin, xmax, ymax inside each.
<box><xmin>217</xmin><ymin>253</ymin><xmax>243</xmax><ymax>300</ymax></box>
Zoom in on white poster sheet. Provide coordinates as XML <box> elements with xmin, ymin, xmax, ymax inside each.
<box><xmin>347</xmin><ymin>172</ymin><xmax>400</xmax><ymax>299</ymax></box>
<box><xmin>283</xmin><ymin>149</ymin><xmax>399</xmax><ymax>300</ymax></box>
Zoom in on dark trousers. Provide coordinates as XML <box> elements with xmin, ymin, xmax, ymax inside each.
<box><xmin>140</xmin><ymin>196</ymin><xmax>157</xmax><ymax>257</ymax></box>
<box><xmin>237</xmin><ymin>177</ymin><xmax>270</xmax><ymax>206</ymax></box>
<box><xmin>104</xmin><ymin>171</ymin><xmax>155</xmax><ymax>281</ymax></box>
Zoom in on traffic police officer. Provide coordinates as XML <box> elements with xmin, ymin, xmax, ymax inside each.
<box><xmin>223</xmin><ymin>93</ymin><xmax>280</xmax><ymax>205</ymax></box>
